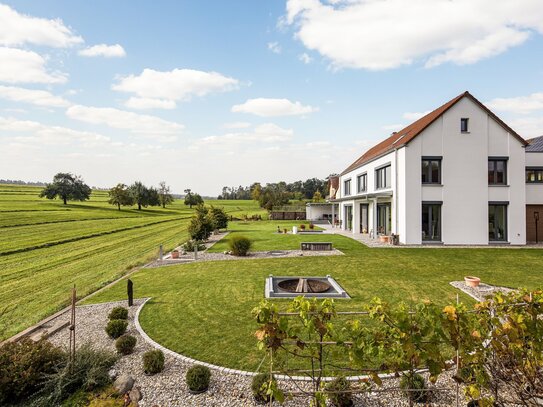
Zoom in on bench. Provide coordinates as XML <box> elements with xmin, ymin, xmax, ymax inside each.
<box><xmin>300</xmin><ymin>242</ymin><xmax>333</xmax><ymax>251</ymax></box>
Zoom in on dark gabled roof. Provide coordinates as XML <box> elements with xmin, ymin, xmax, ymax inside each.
<box><xmin>526</xmin><ymin>135</ymin><xmax>543</xmax><ymax>152</ymax></box>
<box><xmin>341</xmin><ymin>91</ymin><xmax>528</xmax><ymax>175</ymax></box>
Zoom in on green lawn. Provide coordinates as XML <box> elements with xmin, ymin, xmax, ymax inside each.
<box><xmin>0</xmin><ymin>184</ymin><xmax>266</xmax><ymax>339</ymax></box>
<box><xmin>85</xmin><ymin>221</ymin><xmax>543</xmax><ymax>371</ymax></box>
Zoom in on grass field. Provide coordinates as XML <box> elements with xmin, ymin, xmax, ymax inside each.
<box><xmin>86</xmin><ymin>221</ymin><xmax>543</xmax><ymax>371</ymax></box>
<box><xmin>0</xmin><ymin>184</ymin><xmax>265</xmax><ymax>339</ymax></box>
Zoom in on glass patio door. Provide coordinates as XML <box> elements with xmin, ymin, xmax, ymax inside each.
<box><xmin>360</xmin><ymin>204</ymin><xmax>369</xmax><ymax>233</ymax></box>
<box><xmin>422</xmin><ymin>203</ymin><xmax>441</xmax><ymax>241</ymax></box>
<box><xmin>345</xmin><ymin>205</ymin><xmax>353</xmax><ymax>231</ymax></box>
<box><xmin>377</xmin><ymin>203</ymin><xmax>391</xmax><ymax>235</ymax></box>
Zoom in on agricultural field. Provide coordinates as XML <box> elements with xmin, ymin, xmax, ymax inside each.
<box><xmin>0</xmin><ymin>184</ymin><xmax>265</xmax><ymax>340</ymax></box>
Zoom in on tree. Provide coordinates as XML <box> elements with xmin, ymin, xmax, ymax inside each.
<box><xmin>39</xmin><ymin>173</ymin><xmax>91</xmax><ymax>205</ymax></box>
<box><xmin>147</xmin><ymin>187</ymin><xmax>160</xmax><ymax>207</ymax></box>
<box><xmin>188</xmin><ymin>204</ymin><xmax>214</xmax><ymax>241</ymax></box>
<box><xmin>158</xmin><ymin>181</ymin><xmax>174</xmax><ymax>208</ymax></box>
<box><xmin>129</xmin><ymin>181</ymin><xmax>149</xmax><ymax>210</ymax></box>
<box><xmin>209</xmin><ymin>206</ymin><xmax>228</xmax><ymax>230</ymax></box>
<box><xmin>250</xmin><ymin>183</ymin><xmax>262</xmax><ymax>201</ymax></box>
<box><xmin>108</xmin><ymin>183</ymin><xmax>134</xmax><ymax>210</ymax></box>
<box><xmin>313</xmin><ymin>191</ymin><xmax>323</xmax><ymax>202</ymax></box>
<box><xmin>258</xmin><ymin>183</ymin><xmax>290</xmax><ymax>210</ymax></box>
<box><xmin>184</xmin><ymin>189</ymin><xmax>203</xmax><ymax>208</ymax></box>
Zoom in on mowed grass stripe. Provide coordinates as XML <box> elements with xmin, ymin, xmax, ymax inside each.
<box><xmin>0</xmin><ymin>219</ymin><xmax>189</xmax><ymax>339</ymax></box>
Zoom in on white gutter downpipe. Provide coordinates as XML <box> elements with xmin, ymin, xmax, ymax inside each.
<box><xmin>394</xmin><ymin>147</ymin><xmax>399</xmax><ymax>239</ymax></box>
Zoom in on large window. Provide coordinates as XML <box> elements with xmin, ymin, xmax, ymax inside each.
<box><xmin>375</xmin><ymin>165</ymin><xmax>391</xmax><ymax>190</ymax></box>
<box><xmin>343</xmin><ymin>179</ymin><xmax>351</xmax><ymax>196</ymax></box>
<box><xmin>526</xmin><ymin>167</ymin><xmax>543</xmax><ymax>183</ymax></box>
<box><xmin>488</xmin><ymin>158</ymin><xmax>507</xmax><ymax>185</ymax></box>
<box><xmin>421</xmin><ymin>157</ymin><xmax>441</xmax><ymax>184</ymax></box>
<box><xmin>489</xmin><ymin>204</ymin><xmax>507</xmax><ymax>242</ymax></box>
<box><xmin>422</xmin><ymin>203</ymin><xmax>441</xmax><ymax>242</ymax></box>
<box><xmin>357</xmin><ymin>173</ymin><xmax>367</xmax><ymax>193</ymax></box>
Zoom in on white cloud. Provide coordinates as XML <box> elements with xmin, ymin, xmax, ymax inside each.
<box><xmin>267</xmin><ymin>41</ymin><xmax>282</xmax><ymax>54</ymax></box>
<box><xmin>78</xmin><ymin>44</ymin><xmax>126</xmax><ymax>58</ymax></box>
<box><xmin>382</xmin><ymin>123</ymin><xmax>404</xmax><ymax>131</ymax></box>
<box><xmin>0</xmin><ymin>85</ymin><xmax>70</xmax><ymax>108</ymax></box>
<box><xmin>66</xmin><ymin>105</ymin><xmax>184</xmax><ymax>139</ymax></box>
<box><xmin>298</xmin><ymin>52</ymin><xmax>313</xmax><ymax>64</ymax></box>
<box><xmin>231</xmin><ymin>98</ymin><xmax>318</xmax><ymax>117</ymax></box>
<box><xmin>487</xmin><ymin>92</ymin><xmax>543</xmax><ymax>114</ymax></box>
<box><xmin>124</xmin><ymin>97</ymin><xmax>176</xmax><ymax>110</ymax></box>
<box><xmin>0</xmin><ymin>47</ymin><xmax>67</xmax><ymax>83</ymax></box>
<box><xmin>402</xmin><ymin>111</ymin><xmax>431</xmax><ymax>121</ymax></box>
<box><xmin>508</xmin><ymin>117</ymin><xmax>543</xmax><ymax>139</ymax></box>
<box><xmin>285</xmin><ymin>0</ymin><xmax>543</xmax><ymax>70</ymax></box>
<box><xmin>112</xmin><ymin>68</ymin><xmax>239</xmax><ymax>109</ymax></box>
<box><xmin>222</xmin><ymin>121</ymin><xmax>252</xmax><ymax>129</ymax></box>
<box><xmin>199</xmin><ymin>123</ymin><xmax>293</xmax><ymax>146</ymax></box>
<box><xmin>0</xmin><ymin>4</ymin><xmax>83</xmax><ymax>48</ymax></box>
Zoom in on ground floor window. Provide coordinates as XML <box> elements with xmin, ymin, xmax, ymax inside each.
<box><xmin>422</xmin><ymin>203</ymin><xmax>441</xmax><ymax>241</ymax></box>
<box><xmin>360</xmin><ymin>203</ymin><xmax>369</xmax><ymax>233</ymax></box>
<box><xmin>377</xmin><ymin>203</ymin><xmax>391</xmax><ymax>235</ymax></box>
<box><xmin>489</xmin><ymin>204</ymin><xmax>507</xmax><ymax>241</ymax></box>
<box><xmin>344</xmin><ymin>205</ymin><xmax>353</xmax><ymax>231</ymax></box>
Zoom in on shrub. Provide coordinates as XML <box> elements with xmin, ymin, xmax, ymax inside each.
<box><xmin>34</xmin><ymin>343</ymin><xmax>117</xmax><ymax>405</ymax></box>
<box><xmin>400</xmin><ymin>372</ymin><xmax>427</xmax><ymax>403</ymax></box>
<box><xmin>229</xmin><ymin>235</ymin><xmax>252</xmax><ymax>256</ymax></box>
<box><xmin>186</xmin><ymin>365</ymin><xmax>211</xmax><ymax>392</ymax></box>
<box><xmin>325</xmin><ymin>376</ymin><xmax>353</xmax><ymax>407</ymax></box>
<box><xmin>182</xmin><ymin>239</ymin><xmax>206</xmax><ymax>252</ymax></box>
<box><xmin>209</xmin><ymin>206</ymin><xmax>228</xmax><ymax>230</ymax></box>
<box><xmin>188</xmin><ymin>204</ymin><xmax>214</xmax><ymax>241</ymax></box>
<box><xmin>105</xmin><ymin>319</ymin><xmax>127</xmax><ymax>339</ymax></box>
<box><xmin>0</xmin><ymin>338</ymin><xmax>64</xmax><ymax>404</ymax></box>
<box><xmin>299</xmin><ymin>224</ymin><xmax>306</xmax><ymax>230</ymax></box>
<box><xmin>115</xmin><ymin>335</ymin><xmax>136</xmax><ymax>355</ymax></box>
<box><xmin>142</xmin><ymin>349</ymin><xmax>164</xmax><ymax>374</ymax></box>
<box><xmin>309</xmin><ymin>223</ymin><xmax>315</xmax><ymax>230</ymax></box>
<box><xmin>108</xmin><ymin>307</ymin><xmax>128</xmax><ymax>320</ymax></box>
<box><xmin>251</xmin><ymin>373</ymin><xmax>276</xmax><ymax>403</ymax></box>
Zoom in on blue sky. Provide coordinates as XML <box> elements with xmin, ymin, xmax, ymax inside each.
<box><xmin>1</xmin><ymin>0</ymin><xmax>543</xmax><ymax>195</ymax></box>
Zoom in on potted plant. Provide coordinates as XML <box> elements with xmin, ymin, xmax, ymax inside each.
<box><xmin>171</xmin><ymin>250</ymin><xmax>180</xmax><ymax>259</ymax></box>
<box><xmin>300</xmin><ymin>224</ymin><xmax>306</xmax><ymax>231</ymax></box>
<box><xmin>309</xmin><ymin>223</ymin><xmax>315</xmax><ymax>230</ymax></box>
<box><xmin>283</xmin><ymin>228</ymin><xmax>288</xmax><ymax>234</ymax></box>
<box><xmin>464</xmin><ymin>276</ymin><xmax>481</xmax><ymax>288</ymax></box>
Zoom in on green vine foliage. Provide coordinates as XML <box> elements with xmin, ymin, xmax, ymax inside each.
<box><xmin>253</xmin><ymin>290</ymin><xmax>543</xmax><ymax>406</ymax></box>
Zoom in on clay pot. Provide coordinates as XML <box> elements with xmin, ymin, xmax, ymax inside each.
<box><xmin>379</xmin><ymin>235</ymin><xmax>390</xmax><ymax>243</ymax></box>
<box><xmin>171</xmin><ymin>250</ymin><xmax>180</xmax><ymax>259</ymax></box>
<box><xmin>464</xmin><ymin>276</ymin><xmax>481</xmax><ymax>288</ymax></box>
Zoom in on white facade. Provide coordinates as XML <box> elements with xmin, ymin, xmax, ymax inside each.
<box><xmin>336</xmin><ymin>95</ymin><xmax>528</xmax><ymax>245</ymax></box>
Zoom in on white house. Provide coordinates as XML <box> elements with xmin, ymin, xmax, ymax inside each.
<box><xmin>334</xmin><ymin>91</ymin><xmax>536</xmax><ymax>245</ymax></box>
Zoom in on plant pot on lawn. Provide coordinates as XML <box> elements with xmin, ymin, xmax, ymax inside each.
<box><xmin>171</xmin><ymin>250</ymin><xmax>180</xmax><ymax>259</ymax></box>
<box><xmin>464</xmin><ymin>276</ymin><xmax>481</xmax><ymax>288</ymax></box>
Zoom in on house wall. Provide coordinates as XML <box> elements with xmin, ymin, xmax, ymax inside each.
<box><xmin>306</xmin><ymin>205</ymin><xmax>334</xmax><ymax>221</ymax></box>
<box><xmin>526</xmin><ymin>152</ymin><xmax>543</xmax><ymax>205</ymax></box>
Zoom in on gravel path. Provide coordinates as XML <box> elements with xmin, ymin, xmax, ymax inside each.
<box><xmin>450</xmin><ymin>281</ymin><xmax>515</xmax><ymax>301</ymax></box>
<box><xmin>46</xmin><ymin>299</ymin><xmax>466</xmax><ymax>406</ymax></box>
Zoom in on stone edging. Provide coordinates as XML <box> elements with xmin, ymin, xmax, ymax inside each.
<box><xmin>133</xmin><ymin>298</ymin><xmax>421</xmax><ymax>382</ymax></box>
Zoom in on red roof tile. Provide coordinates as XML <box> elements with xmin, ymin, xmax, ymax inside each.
<box><xmin>341</xmin><ymin>91</ymin><xmax>527</xmax><ymax>175</ymax></box>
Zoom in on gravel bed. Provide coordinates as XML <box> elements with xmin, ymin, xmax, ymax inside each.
<box><xmin>45</xmin><ymin>299</ymin><xmax>471</xmax><ymax>406</ymax></box>
<box><xmin>450</xmin><ymin>281</ymin><xmax>515</xmax><ymax>301</ymax></box>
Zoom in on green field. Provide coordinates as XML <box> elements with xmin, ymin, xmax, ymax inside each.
<box><xmin>0</xmin><ymin>184</ymin><xmax>265</xmax><ymax>339</ymax></box>
<box><xmin>86</xmin><ymin>220</ymin><xmax>543</xmax><ymax>371</ymax></box>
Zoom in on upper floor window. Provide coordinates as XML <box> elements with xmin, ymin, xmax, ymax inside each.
<box><xmin>460</xmin><ymin>118</ymin><xmax>469</xmax><ymax>132</ymax></box>
<box><xmin>526</xmin><ymin>167</ymin><xmax>543</xmax><ymax>183</ymax></box>
<box><xmin>343</xmin><ymin>179</ymin><xmax>351</xmax><ymax>196</ymax></box>
<box><xmin>357</xmin><ymin>173</ymin><xmax>367</xmax><ymax>193</ymax></box>
<box><xmin>375</xmin><ymin>165</ymin><xmax>391</xmax><ymax>190</ymax></box>
<box><xmin>488</xmin><ymin>158</ymin><xmax>507</xmax><ymax>185</ymax></box>
<box><xmin>421</xmin><ymin>157</ymin><xmax>441</xmax><ymax>184</ymax></box>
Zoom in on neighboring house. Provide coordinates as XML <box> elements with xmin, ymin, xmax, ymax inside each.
<box><xmin>526</xmin><ymin>135</ymin><xmax>543</xmax><ymax>243</ymax></box>
<box><xmin>334</xmin><ymin>91</ymin><xmax>536</xmax><ymax>245</ymax></box>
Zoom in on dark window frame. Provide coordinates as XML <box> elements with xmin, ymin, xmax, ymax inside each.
<box><xmin>375</xmin><ymin>164</ymin><xmax>392</xmax><ymax>190</ymax></box>
<box><xmin>460</xmin><ymin>118</ymin><xmax>469</xmax><ymax>132</ymax></box>
<box><xmin>421</xmin><ymin>156</ymin><xmax>442</xmax><ymax>184</ymax></box>
<box><xmin>357</xmin><ymin>173</ymin><xmax>367</xmax><ymax>193</ymax></box>
<box><xmin>488</xmin><ymin>157</ymin><xmax>508</xmax><ymax>185</ymax></box>
<box><xmin>343</xmin><ymin>178</ymin><xmax>351</xmax><ymax>196</ymax></box>
<box><xmin>421</xmin><ymin>201</ymin><xmax>442</xmax><ymax>242</ymax></box>
<box><xmin>488</xmin><ymin>202</ymin><xmax>508</xmax><ymax>242</ymax></box>
<box><xmin>526</xmin><ymin>167</ymin><xmax>543</xmax><ymax>183</ymax></box>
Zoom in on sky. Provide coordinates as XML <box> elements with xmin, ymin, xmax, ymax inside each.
<box><xmin>1</xmin><ymin>0</ymin><xmax>543</xmax><ymax>195</ymax></box>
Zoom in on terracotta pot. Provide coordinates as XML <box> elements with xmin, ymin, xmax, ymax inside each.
<box><xmin>379</xmin><ymin>235</ymin><xmax>389</xmax><ymax>243</ymax></box>
<box><xmin>464</xmin><ymin>276</ymin><xmax>481</xmax><ymax>288</ymax></box>
<box><xmin>171</xmin><ymin>250</ymin><xmax>180</xmax><ymax>259</ymax></box>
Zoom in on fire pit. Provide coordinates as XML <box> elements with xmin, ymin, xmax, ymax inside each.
<box><xmin>265</xmin><ymin>275</ymin><xmax>349</xmax><ymax>298</ymax></box>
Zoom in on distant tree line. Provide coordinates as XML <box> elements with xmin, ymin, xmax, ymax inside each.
<box><xmin>0</xmin><ymin>179</ymin><xmax>46</xmax><ymax>186</ymax></box>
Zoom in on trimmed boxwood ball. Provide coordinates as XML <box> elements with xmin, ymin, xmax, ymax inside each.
<box><xmin>251</xmin><ymin>372</ymin><xmax>275</xmax><ymax>403</ymax></box>
<box><xmin>400</xmin><ymin>372</ymin><xmax>428</xmax><ymax>403</ymax></box>
<box><xmin>325</xmin><ymin>376</ymin><xmax>353</xmax><ymax>407</ymax></box>
<box><xmin>105</xmin><ymin>319</ymin><xmax>127</xmax><ymax>339</ymax></box>
<box><xmin>186</xmin><ymin>365</ymin><xmax>211</xmax><ymax>392</ymax></box>
<box><xmin>115</xmin><ymin>334</ymin><xmax>136</xmax><ymax>355</ymax></box>
<box><xmin>108</xmin><ymin>306</ymin><xmax>128</xmax><ymax>320</ymax></box>
<box><xmin>229</xmin><ymin>235</ymin><xmax>252</xmax><ymax>256</ymax></box>
<box><xmin>142</xmin><ymin>349</ymin><xmax>164</xmax><ymax>374</ymax></box>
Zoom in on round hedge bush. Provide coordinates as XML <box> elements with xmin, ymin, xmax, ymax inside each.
<box><xmin>115</xmin><ymin>334</ymin><xmax>136</xmax><ymax>355</ymax></box>
<box><xmin>325</xmin><ymin>376</ymin><xmax>353</xmax><ymax>407</ymax></box>
<box><xmin>251</xmin><ymin>372</ymin><xmax>275</xmax><ymax>403</ymax></box>
<box><xmin>108</xmin><ymin>306</ymin><xmax>128</xmax><ymax>320</ymax></box>
<box><xmin>105</xmin><ymin>319</ymin><xmax>127</xmax><ymax>339</ymax></box>
<box><xmin>186</xmin><ymin>365</ymin><xmax>211</xmax><ymax>392</ymax></box>
<box><xmin>400</xmin><ymin>372</ymin><xmax>428</xmax><ymax>403</ymax></box>
<box><xmin>142</xmin><ymin>349</ymin><xmax>164</xmax><ymax>375</ymax></box>
<box><xmin>229</xmin><ymin>235</ymin><xmax>252</xmax><ymax>256</ymax></box>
